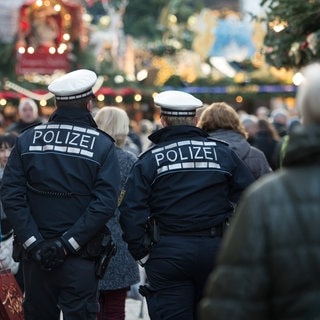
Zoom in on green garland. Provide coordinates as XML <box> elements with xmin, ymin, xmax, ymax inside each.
<box><xmin>259</xmin><ymin>0</ymin><xmax>320</xmax><ymax>69</ymax></box>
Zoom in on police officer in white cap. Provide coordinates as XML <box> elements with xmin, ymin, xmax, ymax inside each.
<box><xmin>119</xmin><ymin>90</ymin><xmax>254</xmax><ymax>319</ymax></box>
<box><xmin>1</xmin><ymin>69</ymin><xmax>120</xmax><ymax>320</ymax></box>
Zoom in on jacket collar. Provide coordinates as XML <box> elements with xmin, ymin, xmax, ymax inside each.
<box><xmin>49</xmin><ymin>106</ymin><xmax>97</xmax><ymax>128</ymax></box>
<box><xmin>149</xmin><ymin>125</ymin><xmax>209</xmax><ymax>144</ymax></box>
<box><xmin>283</xmin><ymin>125</ymin><xmax>320</xmax><ymax>167</ymax></box>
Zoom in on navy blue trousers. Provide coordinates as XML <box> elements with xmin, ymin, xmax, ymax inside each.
<box><xmin>23</xmin><ymin>256</ymin><xmax>99</xmax><ymax>320</ymax></box>
<box><xmin>144</xmin><ymin>235</ymin><xmax>221</xmax><ymax>320</ymax></box>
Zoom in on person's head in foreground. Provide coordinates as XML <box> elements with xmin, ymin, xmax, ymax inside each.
<box><xmin>198</xmin><ymin>62</ymin><xmax>320</xmax><ymax>320</ymax></box>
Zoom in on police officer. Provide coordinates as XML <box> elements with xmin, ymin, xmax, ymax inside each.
<box><xmin>119</xmin><ymin>90</ymin><xmax>254</xmax><ymax>320</ymax></box>
<box><xmin>1</xmin><ymin>69</ymin><xmax>120</xmax><ymax>320</ymax></box>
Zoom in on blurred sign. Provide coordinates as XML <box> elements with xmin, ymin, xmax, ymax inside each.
<box><xmin>16</xmin><ymin>52</ymin><xmax>70</xmax><ymax>75</ymax></box>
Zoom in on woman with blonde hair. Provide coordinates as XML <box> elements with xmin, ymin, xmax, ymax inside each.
<box><xmin>94</xmin><ymin>106</ymin><xmax>140</xmax><ymax>320</ymax></box>
<box><xmin>198</xmin><ymin>102</ymin><xmax>271</xmax><ymax>179</ymax></box>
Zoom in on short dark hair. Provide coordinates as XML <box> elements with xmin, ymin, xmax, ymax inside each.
<box><xmin>161</xmin><ymin>115</ymin><xmax>195</xmax><ymax>126</ymax></box>
<box><xmin>55</xmin><ymin>95</ymin><xmax>93</xmax><ymax>109</ymax></box>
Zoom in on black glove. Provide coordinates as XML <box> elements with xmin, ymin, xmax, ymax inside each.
<box><xmin>27</xmin><ymin>241</ymin><xmax>46</xmax><ymax>263</ymax></box>
<box><xmin>28</xmin><ymin>239</ymin><xmax>69</xmax><ymax>271</ymax></box>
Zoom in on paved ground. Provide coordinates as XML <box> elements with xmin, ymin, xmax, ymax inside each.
<box><xmin>59</xmin><ymin>295</ymin><xmax>150</xmax><ymax>320</ymax></box>
<box><xmin>125</xmin><ymin>297</ymin><xmax>150</xmax><ymax>320</ymax></box>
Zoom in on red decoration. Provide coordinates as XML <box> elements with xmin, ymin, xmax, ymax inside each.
<box><xmin>16</xmin><ymin>52</ymin><xmax>70</xmax><ymax>75</ymax></box>
<box><xmin>16</xmin><ymin>0</ymin><xmax>85</xmax><ymax>75</ymax></box>
<box><xmin>0</xmin><ymin>271</ymin><xmax>25</xmax><ymax>320</ymax></box>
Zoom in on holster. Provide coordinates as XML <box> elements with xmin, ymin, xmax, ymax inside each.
<box><xmin>79</xmin><ymin>226</ymin><xmax>116</xmax><ymax>278</ymax></box>
<box><xmin>95</xmin><ymin>234</ymin><xmax>117</xmax><ymax>279</ymax></box>
<box><xmin>12</xmin><ymin>234</ymin><xmax>23</xmax><ymax>262</ymax></box>
<box><xmin>80</xmin><ymin>226</ymin><xmax>110</xmax><ymax>259</ymax></box>
<box><xmin>139</xmin><ymin>284</ymin><xmax>155</xmax><ymax>298</ymax></box>
<box><xmin>142</xmin><ymin>217</ymin><xmax>159</xmax><ymax>252</ymax></box>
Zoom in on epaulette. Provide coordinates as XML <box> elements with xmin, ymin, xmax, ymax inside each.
<box><xmin>20</xmin><ymin>121</ymin><xmax>43</xmax><ymax>133</ymax></box>
<box><xmin>137</xmin><ymin>143</ymin><xmax>157</xmax><ymax>158</ymax></box>
<box><xmin>95</xmin><ymin>127</ymin><xmax>115</xmax><ymax>142</ymax></box>
<box><xmin>207</xmin><ymin>136</ymin><xmax>229</xmax><ymax>146</ymax></box>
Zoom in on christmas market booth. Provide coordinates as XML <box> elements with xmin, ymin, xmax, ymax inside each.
<box><xmin>15</xmin><ymin>0</ymin><xmax>85</xmax><ymax>75</ymax></box>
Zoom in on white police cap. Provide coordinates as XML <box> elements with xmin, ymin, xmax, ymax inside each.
<box><xmin>154</xmin><ymin>90</ymin><xmax>203</xmax><ymax>117</ymax></box>
<box><xmin>48</xmin><ymin>69</ymin><xmax>97</xmax><ymax>101</ymax></box>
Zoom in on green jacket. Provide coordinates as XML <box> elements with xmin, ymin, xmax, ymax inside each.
<box><xmin>199</xmin><ymin>124</ymin><xmax>320</xmax><ymax>320</ymax></box>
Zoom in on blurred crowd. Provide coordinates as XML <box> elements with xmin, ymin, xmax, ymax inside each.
<box><xmin>0</xmin><ymin>86</ymin><xmax>307</xmax><ymax>320</ymax></box>
<box><xmin>0</xmin><ymin>96</ymin><xmax>300</xmax><ymax>171</ymax></box>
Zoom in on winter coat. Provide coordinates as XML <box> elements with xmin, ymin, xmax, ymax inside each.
<box><xmin>120</xmin><ymin>125</ymin><xmax>254</xmax><ymax>260</ymax></box>
<box><xmin>198</xmin><ymin>124</ymin><xmax>320</xmax><ymax>320</ymax></box>
<box><xmin>209</xmin><ymin>129</ymin><xmax>272</xmax><ymax>179</ymax></box>
<box><xmin>252</xmin><ymin>130</ymin><xmax>279</xmax><ymax>170</ymax></box>
<box><xmin>1</xmin><ymin>107</ymin><xmax>120</xmax><ymax>254</ymax></box>
<box><xmin>99</xmin><ymin>147</ymin><xmax>140</xmax><ymax>290</ymax></box>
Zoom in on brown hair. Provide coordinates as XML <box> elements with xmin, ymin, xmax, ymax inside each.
<box><xmin>256</xmin><ymin>118</ymin><xmax>280</xmax><ymax>140</ymax></box>
<box><xmin>197</xmin><ymin>102</ymin><xmax>248</xmax><ymax>138</ymax></box>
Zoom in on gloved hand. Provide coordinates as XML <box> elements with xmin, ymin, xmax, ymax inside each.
<box><xmin>28</xmin><ymin>239</ymin><xmax>69</xmax><ymax>271</ymax></box>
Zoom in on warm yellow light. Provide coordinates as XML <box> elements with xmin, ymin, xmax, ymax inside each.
<box><xmin>97</xmin><ymin>94</ymin><xmax>105</xmax><ymax>102</ymax></box>
<box><xmin>115</xmin><ymin>96</ymin><xmax>123</xmax><ymax>103</ymax></box>
<box><xmin>0</xmin><ymin>99</ymin><xmax>7</xmax><ymax>106</ymax></box>
<box><xmin>40</xmin><ymin>100</ymin><xmax>47</xmax><ymax>107</ymax></box>
<box><xmin>64</xmin><ymin>14</ymin><xmax>71</xmax><ymax>21</ymax></box>
<box><xmin>293</xmin><ymin>72</ymin><xmax>304</xmax><ymax>86</ymax></box>
<box><xmin>136</xmin><ymin>69</ymin><xmax>148</xmax><ymax>81</ymax></box>
<box><xmin>99</xmin><ymin>16</ymin><xmax>110</xmax><ymax>26</ymax></box>
<box><xmin>269</xmin><ymin>19</ymin><xmax>288</xmax><ymax>33</ymax></box>
<box><xmin>44</xmin><ymin>0</ymin><xmax>50</xmax><ymax>6</ymax></box>
<box><xmin>63</xmin><ymin>33</ymin><xmax>70</xmax><ymax>41</ymax></box>
<box><xmin>188</xmin><ymin>15</ymin><xmax>196</xmax><ymax>27</ymax></box>
<box><xmin>273</xmin><ymin>25</ymin><xmax>285</xmax><ymax>32</ymax></box>
<box><xmin>54</xmin><ymin>4</ymin><xmax>61</xmax><ymax>12</ymax></box>
<box><xmin>236</xmin><ymin>96</ymin><xmax>243</xmax><ymax>103</ymax></box>
<box><xmin>114</xmin><ymin>75</ymin><xmax>124</xmax><ymax>84</ymax></box>
<box><xmin>18</xmin><ymin>47</ymin><xmax>26</xmax><ymax>54</ymax></box>
<box><xmin>35</xmin><ymin>0</ymin><xmax>43</xmax><ymax>7</ymax></box>
<box><xmin>27</xmin><ymin>47</ymin><xmax>35</xmax><ymax>54</ymax></box>
<box><xmin>168</xmin><ymin>14</ymin><xmax>177</xmax><ymax>24</ymax></box>
<box><xmin>82</xmin><ymin>14</ymin><xmax>92</xmax><ymax>23</ymax></box>
<box><xmin>134</xmin><ymin>94</ymin><xmax>142</xmax><ymax>102</ymax></box>
<box><xmin>49</xmin><ymin>47</ymin><xmax>56</xmax><ymax>54</ymax></box>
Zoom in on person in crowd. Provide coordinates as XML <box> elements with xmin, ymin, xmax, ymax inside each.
<box><xmin>240</xmin><ymin>113</ymin><xmax>258</xmax><ymax>145</ymax></box>
<box><xmin>0</xmin><ymin>111</ymin><xmax>7</xmax><ymax>133</ymax></box>
<box><xmin>278</xmin><ymin>117</ymin><xmax>301</xmax><ymax>167</ymax></box>
<box><xmin>270</xmin><ymin>107</ymin><xmax>288</xmax><ymax>138</ymax></box>
<box><xmin>252</xmin><ymin>118</ymin><xmax>280</xmax><ymax>170</ymax></box>
<box><xmin>0</xmin><ymin>69</ymin><xmax>120</xmax><ymax>320</ymax></box>
<box><xmin>94</xmin><ymin>106</ymin><xmax>140</xmax><ymax>320</ymax></box>
<box><xmin>127</xmin><ymin>120</ymin><xmax>142</xmax><ymax>155</ymax></box>
<box><xmin>119</xmin><ymin>90</ymin><xmax>254</xmax><ymax>320</ymax></box>
<box><xmin>139</xmin><ymin>119</ymin><xmax>155</xmax><ymax>152</ymax></box>
<box><xmin>5</xmin><ymin>98</ymin><xmax>40</xmax><ymax>134</ymax></box>
<box><xmin>197</xmin><ymin>102</ymin><xmax>271</xmax><ymax>180</ymax></box>
<box><xmin>198</xmin><ymin>62</ymin><xmax>320</xmax><ymax>320</ymax></box>
<box><xmin>0</xmin><ymin>133</ymin><xmax>20</xmax><ymax>276</ymax></box>
<box><xmin>255</xmin><ymin>105</ymin><xmax>270</xmax><ymax>120</ymax></box>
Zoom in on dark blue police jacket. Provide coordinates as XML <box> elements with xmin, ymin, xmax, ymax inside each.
<box><xmin>119</xmin><ymin>125</ymin><xmax>254</xmax><ymax>260</ymax></box>
<box><xmin>0</xmin><ymin>107</ymin><xmax>120</xmax><ymax>254</ymax></box>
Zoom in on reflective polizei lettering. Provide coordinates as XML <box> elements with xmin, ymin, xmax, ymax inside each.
<box><xmin>152</xmin><ymin>140</ymin><xmax>220</xmax><ymax>174</ymax></box>
<box><xmin>28</xmin><ymin>124</ymin><xmax>99</xmax><ymax>158</ymax></box>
